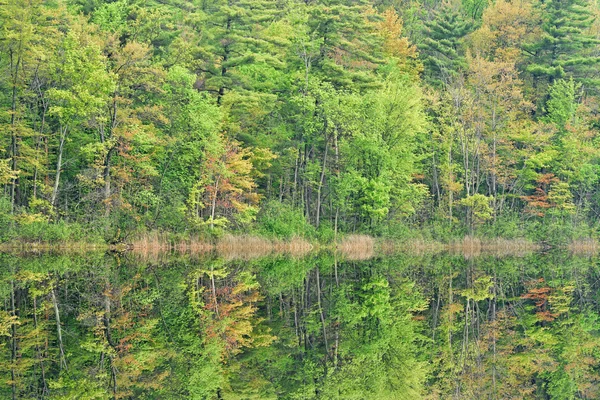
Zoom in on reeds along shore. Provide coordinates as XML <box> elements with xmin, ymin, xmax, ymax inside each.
<box><xmin>2</xmin><ymin>234</ymin><xmax>600</xmax><ymax>260</ymax></box>
<box><xmin>446</xmin><ymin>236</ymin><xmax>542</xmax><ymax>258</ymax></box>
<box><xmin>568</xmin><ymin>238</ymin><xmax>599</xmax><ymax>256</ymax></box>
<box><xmin>379</xmin><ymin>236</ymin><xmax>541</xmax><ymax>258</ymax></box>
<box><xmin>131</xmin><ymin>233</ymin><xmax>377</xmax><ymax>261</ymax></box>
<box><xmin>336</xmin><ymin>234</ymin><xmax>375</xmax><ymax>260</ymax></box>
<box><xmin>130</xmin><ymin>233</ymin><xmax>313</xmax><ymax>260</ymax></box>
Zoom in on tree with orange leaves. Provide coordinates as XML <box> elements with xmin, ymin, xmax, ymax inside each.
<box><xmin>188</xmin><ymin>136</ymin><xmax>274</xmax><ymax>229</ymax></box>
<box><xmin>376</xmin><ymin>8</ymin><xmax>421</xmax><ymax>77</ymax></box>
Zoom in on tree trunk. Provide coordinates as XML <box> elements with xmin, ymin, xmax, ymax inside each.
<box><xmin>51</xmin><ymin>126</ymin><xmax>67</xmax><ymax>207</ymax></box>
<box><xmin>210</xmin><ymin>176</ymin><xmax>220</xmax><ymax>229</ymax></box>
<box><xmin>9</xmin><ymin>48</ymin><xmax>21</xmax><ymax>213</ymax></box>
<box><xmin>315</xmin><ymin>140</ymin><xmax>329</xmax><ymax>228</ymax></box>
<box><xmin>103</xmin><ymin>147</ymin><xmax>115</xmax><ymax>217</ymax></box>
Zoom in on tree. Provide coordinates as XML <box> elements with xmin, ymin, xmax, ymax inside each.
<box><xmin>188</xmin><ymin>137</ymin><xmax>270</xmax><ymax>229</ymax></box>
<box><xmin>524</xmin><ymin>0</ymin><xmax>600</xmax><ymax>100</ymax></box>
<box><xmin>46</xmin><ymin>19</ymin><xmax>114</xmax><ymax>209</ymax></box>
<box><xmin>0</xmin><ymin>0</ymin><xmax>57</xmax><ymax>212</ymax></box>
<box><xmin>376</xmin><ymin>7</ymin><xmax>421</xmax><ymax>77</ymax></box>
<box><xmin>458</xmin><ymin>193</ymin><xmax>493</xmax><ymax>230</ymax></box>
<box><xmin>419</xmin><ymin>4</ymin><xmax>471</xmax><ymax>87</ymax></box>
<box><xmin>468</xmin><ymin>0</ymin><xmax>540</xmax><ymax>64</ymax></box>
<box><xmin>338</xmin><ymin>72</ymin><xmax>427</xmax><ymax>226</ymax></box>
<box><xmin>192</xmin><ymin>0</ymin><xmax>283</xmax><ymax>107</ymax></box>
<box><xmin>544</xmin><ymin>78</ymin><xmax>581</xmax><ymax>134</ymax></box>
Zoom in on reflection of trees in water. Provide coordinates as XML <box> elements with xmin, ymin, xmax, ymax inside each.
<box><xmin>0</xmin><ymin>252</ymin><xmax>599</xmax><ymax>398</ymax></box>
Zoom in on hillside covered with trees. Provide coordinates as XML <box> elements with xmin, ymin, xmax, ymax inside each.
<box><xmin>3</xmin><ymin>0</ymin><xmax>600</xmax><ymax>242</ymax></box>
<box><xmin>4</xmin><ymin>2</ymin><xmax>600</xmax><ymax>399</ymax></box>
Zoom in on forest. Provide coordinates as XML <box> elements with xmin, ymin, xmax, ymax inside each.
<box><xmin>3</xmin><ymin>1</ymin><xmax>600</xmax><ymax>399</ymax></box>
<box><xmin>3</xmin><ymin>0</ymin><xmax>600</xmax><ymax>244</ymax></box>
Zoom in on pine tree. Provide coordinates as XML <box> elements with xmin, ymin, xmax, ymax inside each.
<box><xmin>419</xmin><ymin>5</ymin><xmax>471</xmax><ymax>87</ymax></box>
<box><xmin>192</xmin><ymin>0</ymin><xmax>283</xmax><ymax>105</ymax></box>
<box><xmin>301</xmin><ymin>0</ymin><xmax>384</xmax><ymax>90</ymax></box>
<box><xmin>525</xmin><ymin>0</ymin><xmax>600</xmax><ymax>93</ymax></box>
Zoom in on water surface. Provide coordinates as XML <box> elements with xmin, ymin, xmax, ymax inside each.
<box><xmin>1</xmin><ymin>250</ymin><xmax>599</xmax><ymax>399</ymax></box>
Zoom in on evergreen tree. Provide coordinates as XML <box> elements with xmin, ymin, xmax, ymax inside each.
<box><xmin>525</xmin><ymin>0</ymin><xmax>600</xmax><ymax>94</ymax></box>
<box><xmin>301</xmin><ymin>0</ymin><xmax>384</xmax><ymax>90</ymax></box>
<box><xmin>419</xmin><ymin>5</ymin><xmax>471</xmax><ymax>87</ymax></box>
<box><xmin>192</xmin><ymin>0</ymin><xmax>283</xmax><ymax>106</ymax></box>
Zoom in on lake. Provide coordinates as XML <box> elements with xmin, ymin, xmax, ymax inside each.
<box><xmin>1</xmin><ymin>247</ymin><xmax>599</xmax><ymax>399</ymax></box>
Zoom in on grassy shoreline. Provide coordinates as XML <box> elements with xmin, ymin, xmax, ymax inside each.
<box><xmin>1</xmin><ymin>234</ymin><xmax>597</xmax><ymax>259</ymax></box>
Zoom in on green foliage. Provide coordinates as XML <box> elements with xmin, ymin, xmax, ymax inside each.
<box><xmin>257</xmin><ymin>200</ymin><xmax>314</xmax><ymax>238</ymax></box>
<box><xmin>419</xmin><ymin>6</ymin><xmax>471</xmax><ymax>87</ymax></box>
<box><xmin>0</xmin><ymin>0</ymin><xmax>600</xmax><ymax>244</ymax></box>
<box><xmin>525</xmin><ymin>0</ymin><xmax>600</xmax><ymax>95</ymax></box>
<box><xmin>458</xmin><ymin>194</ymin><xmax>493</xmax><ymax>226</ymax></box>
<box><xmin>544</xmin><ymin>78</ymin><xmax>581</xmax><ymax>132</ymax></box>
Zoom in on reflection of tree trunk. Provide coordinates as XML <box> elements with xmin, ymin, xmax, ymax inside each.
<box><xmin>315</xmin><ymin>268</ymin><xmax>328</xmax><ymax>356</ymax></box>
<box><xmin>103</xmin><ymin>283</ymin><xmax>118</xmax><ymax>398</ymax></box>
<box><xmin>153</xmin><ymin>271</ymin><xmax>174</xmax><ymax>342</ymax></box>
<box><xmin>10</xmin><ymin>281</ymin><xmax>17</xmax><ymax>400</ymax></box>
<box><xmin>462</xmin><ymin>299</ymin><xmax>469</xmax><ymax>369</ymax></box>
<box><xmin>432</xmin><ymin>290</ymin><xmax>441</xmax><ymax>342</ymax></box>
<box><xmin>303</xmin><ymin>274</ymin><xmax>311</xmax><ymax>351</ymax></box>
<box><xmin>279</xmin><ymin>293</ymin><xmax>284</xmax><ymax>322</ymax></box>
<box><xmin>32</xmin><ymin>297</ymin><xmax>48</xmax><ymax>396</ymax></box>
<box><xmin>210</xmin><ymin>265</ymin><xmax>219</xmax><ymax>318</ymax></box>
<box><xmin>111</xmin><ymin>364</ymin><xmax>117</xmax><ymax>400</ymax></box>
<box><xmin>51</xmin><ymin>289</ymin><xmax>67</xmax><ymax>371</ymax></box>
<box><xmin>104</xmin><ymin>289</ymin><xmax>112</xmax><ymax>347</ymax></box>
<box><xmin>51</xmin><ymin>126</ymin><xmax>67</xmax><ymax>207</ymax></box>
<box><xmin>333</xmin><ymin>255</ymin><xmax>339</xmax><ymax>287</ymax></box>
<box><xmin>491</xmin><ymin>271</ymin><xmax>497</xmax><ymax>396</ymax></box>
<box><xmin>333</xmin><ymin>256</ymin><xmax>340</xmax><ymax>369</ymax></box>
<box><xmin>448</xmin><ymin>278</ymin><xmax>453</xmax><ymax>352</ymax></box>
<box><xmin>292</xmin><ymin>289</ymin><xmax>300</xmax><ymax>346</ymax></box>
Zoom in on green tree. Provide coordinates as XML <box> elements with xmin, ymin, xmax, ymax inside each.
<box><xmin>419</xmin><ymin>4</ymin><xmax>471</xmax><ymax>87</ymax></box>
<box><xmin>525</xmin><ymin>0</ymin><xmax>600</xmax><ymax>99</ymax></box>
<box><xmin>544</xmin><ymin>78</ymin><xmax>581</xmax><ymax>134</ymax></box>
<box><xmin>46</xmin><ymin>20</ymin><xmax>114</xmax><ymax>209</ymax></box>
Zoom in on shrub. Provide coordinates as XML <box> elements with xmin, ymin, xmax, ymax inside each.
<box><xmin>257</xmin><ymin>201</ymin><xmax>314</xmax><ymax>239</ymax></box>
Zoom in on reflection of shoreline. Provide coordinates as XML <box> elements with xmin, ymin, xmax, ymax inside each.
<box><xmin>129</xmin><ymin>234</ymin><xmax>314</xmax><ymax>261</ymax></box>
<box><xmin>2</xmin><ymin>235</ymin><xmax>599</xmax><ymax>260</ymax></box>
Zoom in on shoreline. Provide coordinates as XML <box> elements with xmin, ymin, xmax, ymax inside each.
<box><xmin>0</xmin><ymin>235</ymin><xmax>596</xmax><ymax>259</ymax></box>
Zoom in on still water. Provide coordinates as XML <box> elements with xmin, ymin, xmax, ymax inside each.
<box><xmin>1</xmin><ymin>249</ymin><xmax>599</xmax><ymax>399</ymax></box>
